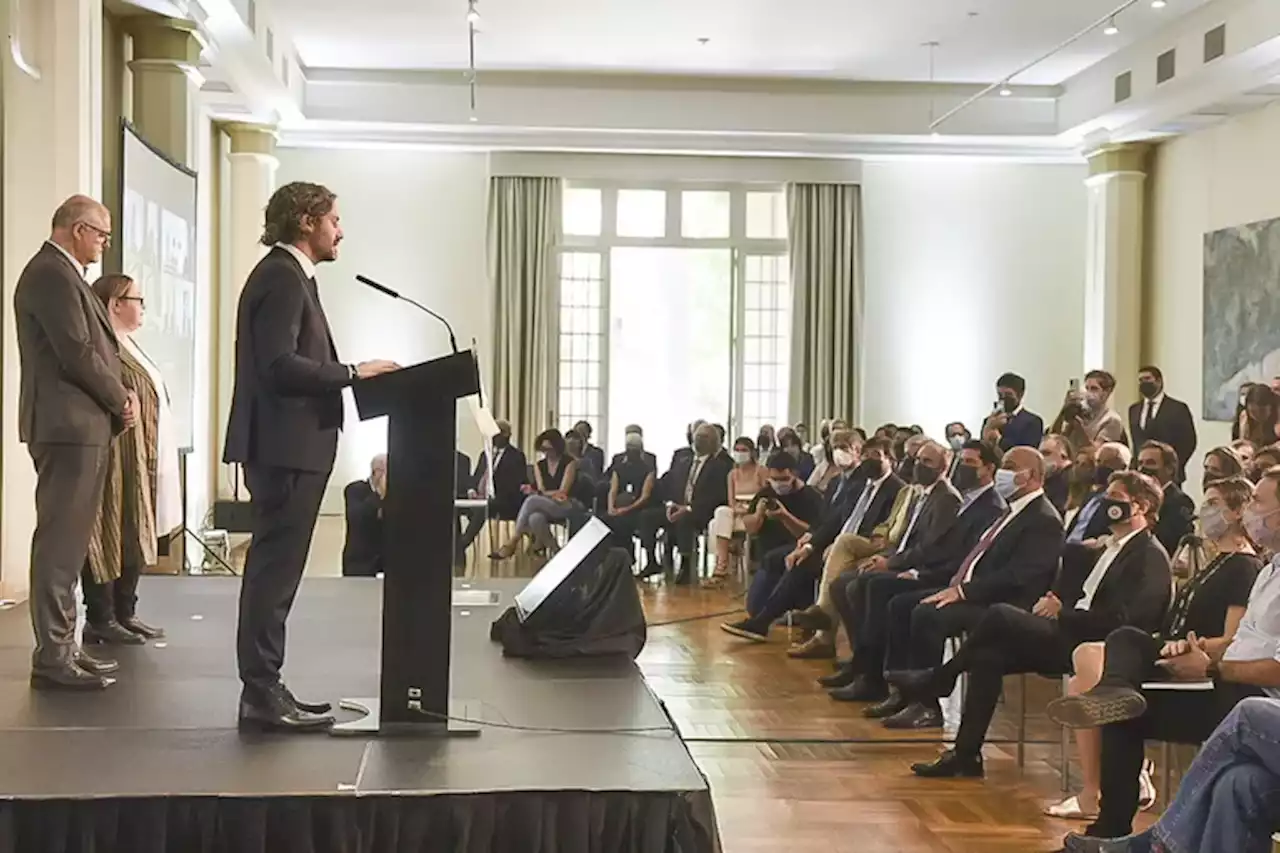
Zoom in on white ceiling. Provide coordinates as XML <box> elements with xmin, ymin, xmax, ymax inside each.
<box><xmin>274</xmin><ymin>0</ymin><xmax>1209</xmax><ymax>85</ymax></box>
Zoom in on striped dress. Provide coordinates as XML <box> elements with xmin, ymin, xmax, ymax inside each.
<box><xmin>86</xmin><ymin>344</ymin><xmax>162</xmax><ymax>584</ymax></box>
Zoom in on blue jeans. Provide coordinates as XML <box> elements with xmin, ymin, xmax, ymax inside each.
<box><xmin>1145</xmin><ymin>697</ymin><xmax>1280</xmax><ymax>853</ymax></box>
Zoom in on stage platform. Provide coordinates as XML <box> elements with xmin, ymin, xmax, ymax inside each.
<box><xmin>0</xmin><ymin>577</ymin><xmax>720</xmax><ymax>853</ymax></box>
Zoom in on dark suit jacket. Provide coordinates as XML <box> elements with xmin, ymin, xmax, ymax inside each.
<box><xmin>1044</xmin><ymin>469</ymin><xmax>1070</xmax><ymax>515</ymax></box>
<box><xmin>583</xmin><ymin>443</ymin><xmax>606</xmax><ymax>475</ymax></box>
<box><xmin>1067</xmin><ymin>490</ymin><xmax>1114</xmax><ymax>542</ymax></box>
<box><xmin>915</xmin><ymin>487</ymin><xmax>1007</xmax><ymax>583</ymax></box>
<box><xmin>455</xmin><ymin>451</ymin><xmax>471</xmax><ymax>499</ymax></box>
<box><xmin>608</xmin><ymin>450</ymin><xmax>658</xmax><ymax>475</ymax></box>
<box><xmin>15</xmin><ymin>243</ymin><xmax>129</xmax><ymax>445</ymax></box>
<box><xmin>223</xmin><ymin>247</ymin><xmax>350</xmax><ymax>473</ymax></box>
<box><xmin>885</xmin><ymin>481</ymin><xmax>962</xmax><ymax>573</ymax></box>
<box><xmin>473</xmin><ymin>445</ymin><xmax>529</xmax><ymax>518</ymax></box>
<box><xmin>1129</xmin><ymin>396</ymin><xmax>1197</xmax><ymax>483</ymax></box>
<box><xmin>666</xmin><ymin>451</ymin><xmax>734</xmax><ymax>527</ymax></box>
<box><xmin>1053</xmin><ymin>529</ymin><xmax>1172</xmax><ymax>644</ymax></box>
<box><xmin>958</xmin><ymin>493</ymin><xmax>1065</xmax><ymax>610</ymax></box>
<box><xmin>811</xmin><ymin>474</ymin><xmax>903</xmax><ymax>553</ymax></box>
<box><xmin>1154</xmin><ymin>482</ymin><xmax>1195</xmax><ymax>556</ymax></box>
<box><xmin>342</xmin><ymin>479</ymin><xmax>382</xmax><ymax>577</ymax></box>
<box><xmin>999</xmin><ymin>409</ymin><xmax>1045</xmax><ymax>452</ymax></box>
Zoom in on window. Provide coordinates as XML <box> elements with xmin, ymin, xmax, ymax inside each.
<box><xmin>556</xmin><ymin>252</ymin><xmax>604</xmax><ymax>433</ymax></box>
<box><xmin>741</xmin><ymin>254</ymin><xmax>791</xmax><ymax>438</ymax></box>
<box><xmin>616</xmin><ymin>189</ymin><xmax>666</xmax><ymax>238</ymax></box>
<box><xmin>681</xmin><ymin>190</ymin><xmax>730</xmax><ymax>239</ymax></box>
<box><xmin>746</xmin><ymin>190</ymin><xmax>786</xmax><ymax>239</ymax></box>
<box><xmin>563</xmin><ymin>187</ymin><xmax>602</xmax><ymax>237</ymax></box>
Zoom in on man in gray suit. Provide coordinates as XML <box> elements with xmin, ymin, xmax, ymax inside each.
<box><xmin>15</xmin><ymin>195</ymin><xmax>138</xmax><ymax>690</ymax></box>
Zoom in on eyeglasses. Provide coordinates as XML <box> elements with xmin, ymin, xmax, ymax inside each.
<box><xmin>119</xmin><ymin>296</ymin><xmax>145</xmax><ymax>308</ymax></box>
<box><xmin>75</xmin><ymin>221</ymin><xmax>112</xmax><ymax>245</ymax></box>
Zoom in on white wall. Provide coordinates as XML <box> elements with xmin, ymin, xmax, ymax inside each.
<box><xmin>860</xmin><ymin>160</ymin><xmax>1088</xmax><ymax>439</ymax></box>
<box><xmin>274</xmin><ymin>147</ymin><xmax>492</xmax><ymax>510</ymax></box>
<box><xmin>1146</xmin><ymin>101</ymin><xmax>1280</xmax><ymax>494</ymax></box>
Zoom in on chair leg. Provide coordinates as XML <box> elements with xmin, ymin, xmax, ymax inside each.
<box><xmin>1060</xmin><ymin>675</ymin><xmax>1072</xmax><ymax>792</ymax></box>
<box><xmin>1017</xmin><ymin>673</ymin><xmax>1027</xmax><ymax>769</ymax></box>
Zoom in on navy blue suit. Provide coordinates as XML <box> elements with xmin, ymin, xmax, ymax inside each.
<box><xmin>998</xmin><ymin>409</ymin><xmax>1045</xmax><ymax>452</ymax></box>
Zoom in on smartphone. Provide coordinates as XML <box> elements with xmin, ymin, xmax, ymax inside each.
<box><xmin>1069</xmin><ymin>378</ymin><xmax>1080</xmax><ymax>392</ymax></box>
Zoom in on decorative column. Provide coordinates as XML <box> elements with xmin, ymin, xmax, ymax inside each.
<box><xmin>215</xmin><ymin>124</ymin><xmax>278</xmax><ymax>499</ymax></box>
<box><xmin>1083</xmin><ymin>143</ymin><xmax>1149</xmax><ymax>405</ymax></box>
<box><xmin>127</xmin><ymin>16</ymin><xmax>202</xmax><ymax>167</ymax></box>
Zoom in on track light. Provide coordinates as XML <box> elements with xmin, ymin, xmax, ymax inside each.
<box><xmin>999</xmin><ymin>85</ymin><xmax>1012</xmax><ymax>97</ymax></box>
<box><xmin>1151</xmin><ymin>0</ymin><xmax>1167</xmax><ymax>8</ymax></box>
<box><xmin>1103</xmin><ymin>16</ymin><xmax>1119</xmax><ymax>36</ymax></box>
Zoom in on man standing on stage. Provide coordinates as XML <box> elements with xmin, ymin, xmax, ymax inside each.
<box><xmin>17</xmin><ymin>195</ymin><xmax>138</xmax><ymax>691</ymax></box>
<box><xmin>224</xmin><ymin>182</ymin><xmax>398</xmax><ymax>731</ymax></box>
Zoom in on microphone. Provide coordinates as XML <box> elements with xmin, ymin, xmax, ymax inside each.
<box><xmin>356</xmin><ymin>274</ymin><xmax>459</xmax><ymax>353</ymax></box>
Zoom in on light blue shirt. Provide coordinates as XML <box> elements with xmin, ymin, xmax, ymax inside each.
<box><xmin>1224</xmin><ymin>555</ymin><xmax>1280</xmax><ymax>699</ymax></box>
<box><xmin>1067</xmin><ymin>491</ymin><xmax>1104</xmax><ymax>544</ymax></box>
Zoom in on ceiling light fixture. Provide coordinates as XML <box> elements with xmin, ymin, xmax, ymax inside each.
<box><xmin>1151</xmin><ymin>0</ymin><xmax>1167</xmax><ymax>8</ymax></box>
<box><xmin>999</xmin><ymin>85</ymin><xmax>1012</xmax><ymax>97</ymax></box>
<box><xmin>1104</xmin><ymin>16</ymin><xmax>1119</xmax><ymax>35</ymax></box>
<box><xmin>466</xmin><ymin>0</ymin><xmax>480</xmax><ymax>24</ymax></box>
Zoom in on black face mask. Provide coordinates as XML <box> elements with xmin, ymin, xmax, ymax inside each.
<box><xmin>1001</xmin><ymin>395</ymin><xmax>1019</xmax><ymax>414</ymax></box>
<box><xmin>914</xmin><ymin>462</ymin><xmax>940</xmax><ymax>487</ymax></box>
<box><xmin>493</xmin><ymin>435</ymin><xmax>509</xmax><ymax>449</ymax></box>
<box><xmin>626</xmin><ymin>447</ymin><xmax>643</xmax><ymax>459</ymax></box>
<box><xmin>1100</xmin><ymin>496</ymin><xmax>1133</xmax><ymax>525</ymax></box>
<box><xmin>1138</xmin><ymin>466</ymin><xmax>1161</xmax><ymax>481</ymax></box>
<box><xmin>952</xmin><ymin>464</ymin><xmax>979</xmax><ymax>492</ymax></box>
<box><xmin>898</xmin><ymin>457</ymin><xmax>917</xmax><ymax>479</ymax></box>
<box><xmin>1138</xmin><ymin>380</ymin><xmax>1160</xmax><ymax>400</ymax></box>
<box><xmin>1094</xmin><ymin>465</ymin><xmax>1118</xmax><ymax>487</ymax></box>
<box><xmin>857</xmin><ymin>458</ymin><xmax>884</xmax><ymax>480</ymax></box>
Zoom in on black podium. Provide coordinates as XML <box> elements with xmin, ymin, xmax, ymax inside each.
<box><xmin>332</xmin><ymin>350</ymin><xmax>483</xmax><ymax>737</ymax></box>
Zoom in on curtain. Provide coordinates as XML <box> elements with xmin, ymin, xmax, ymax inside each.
<box><xmin>786</xmin><ymin>183</ymin><xmax>863</xmax><ymax>428</ymax></box>
<box><xmin>488</xmin><ymin>176</ymin><xmax>561</xmax><ymax>450</ymax></box>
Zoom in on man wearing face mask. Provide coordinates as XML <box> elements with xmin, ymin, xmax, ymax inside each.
<box><xmin>1041</xmin><ymin>433</ymin><xmax>1075</xmax><ymax>515</ymax></box>
<box><xmin>1067</xmin><ymin>442</ymin><xmax>1133</xmax><ymax>547</ymax></box>
<box><xmin>1136</xmin><ymin>441</ymin><xmax>1195</xmax><ymax>555</ymax></box>
<box><xmin>983</xmin><ymin>372</ymin><xmax>1044</xmax><ymax>452</ymax></box>
<box><xmin>1127</xmin><ymin>366</ymin><xmax>1196</xmax><ymax>485</ymax></box>
<box><xmin>944</xmin><ymin>423</ymin><xmax>971</xmax><ymax>479</ymax></box>
<box><xmin>895</xmin><ymin>434</ymin><xmax>926</xmax><ymax>483</ymax></box>
<box><xmin>642</xmin><ymin>423</ymin><xmax>732</xmax><ymax>583</ymax></box>
<box><xmin>1054</xmin><ymin>370</ymin><xmax>1128</xmax><ymax>450</ymax></box>
<box><xmin>456</xmin><ymin>420</ymin><xmax>530</xmax><ymax>560</ymax></box>
<box><xmin>1058</xmin><ymin>472</ymin><xmax>1280</xmax><ymax>850</ymax></box>
<box><xmin>892</xmin><ymin>470</ymin><xmax>1170</xmax><ymax>778</ymax></box>
<box><xmin>603</xmin><ymin>430</ymin><xmax>657</xmax><ymax>557</ymax></box>
<box><xmin>722</xmin><ymin>437</ymin><xmax>903</xmax><ymax>643</ymax></box>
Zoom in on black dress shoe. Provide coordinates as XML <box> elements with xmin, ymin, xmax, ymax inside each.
<box><xmin>828</xmin><ymin>675</ymin><xmax>888</xmax><ymax>703</ymax></box>
<box><xmin>238</xmin><ymin>699</ymin><xmax>334</xmax><ymax>732</ymax></box>
<box><xmin>885</xmin><ymin>667</ymin><xmax>953</xmax><ymax>702</ymax></box>
<box><xmin>636</xmin><ymin>562</ymin><xmax>665</xmax><ymax>579</ymax></box>
<box><xmin>882</xmin><ymin>701</ymin><xmax>944</xmax><ymax>729</ymax></box>
<box><xmin>120</xmin><ymin>616</ymin><xmax>165</xmax><ymax>640</ymax></box>
<box><xmin>863</xmin><ymin>689</ymin><xmax>908</xmax><ymax>720</ymax></box>
<box><xmin>83</xmin><ymin>621</ymin><xmax>146</xmax><ymax>646</ymax></box>
<box><xmin>31</xmin><ymin>662</ymin><xmax>114</xmax><ymax>690</ymax></box>
<box><xmin>911</xmin><ymin>749</ymin><xmax>984</xmax><ymax>778</ymax></box>
<box><xmin>817</xmin><ymin>663</ymin><xmax>857</xmax><ymax>689</ymax></box>
<box><xmin>280</xmin><ymin>683</ymin><xmax>333</xmax><ymax>715</ymax></box>
<box><xmin>1047</xmin><ymin>685</ymin><xmax>1148</xmax><ymax>730</ymax></box>
<box><xmin>787</xmin><ymin>607</ymin><xmax>832</xmax><ymax>633</ymax></box>
<box><xmin>74</xmin><ymin>648</ymin><xmax>120</xmax><ymax>674</ymax></box>
<box><xmin>1060</xmin><ymin>832</ymin><xmax>1133</xmax><ymax>852</ymax></box>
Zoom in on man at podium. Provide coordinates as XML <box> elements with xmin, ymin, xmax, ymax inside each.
<box><xmin>223</xmin><ymin>182</ymin><xmax>398</xmax><ymax>732</ymax></box>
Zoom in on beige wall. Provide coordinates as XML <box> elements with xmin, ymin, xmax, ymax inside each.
<box><xmin>1145</xmin><ymin>100</ymin><xmax>1280</xmax><ymax>496</ymax></box>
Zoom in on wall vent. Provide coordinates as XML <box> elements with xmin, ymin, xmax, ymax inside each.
<box><xmin>1156</xmin><ymin>49</ymin><xmax>1176</xmax><ymax>85</ymax></box>
<box><xmin>1205</xmin><ymin>24</ymin><xmax>1227</xmax><ymax>63</ymax></box>
<box><xmin>1114</xmin><ymin>71</ymin><xmax>1132</xmax><ymax>103</ymax></box>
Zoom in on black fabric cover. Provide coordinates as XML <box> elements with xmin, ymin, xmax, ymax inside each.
<box><xmin>0</xmin><ymin>789</ymin><xmax>720</xmax><ymax>853</ymax></box>
<box><xmin>490</xmin><ymin>547</ymin><xmax>646</xmax><ymax>659</ymax></box>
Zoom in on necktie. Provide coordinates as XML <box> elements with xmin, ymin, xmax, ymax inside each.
<box><xmin>684</xmin><ymin>458</ymin><xmax>703</xmax><ymax>504</ymax></box>
<box><xmin>1144</xmin><ymin>400</ymin><xmax>1155</xmax><ymax>430</ymax></box>
<box><xmin>950</xmin><ymin>506</ymin><xmax>1012</xmax><ymax>586</ymax></box>
<box><xmin>896</xmin><ymin>491</ymin><xmax>927</xmax><ymax>555</ymax></box>
<box><xmin>841</xmin><ymin>482</ymin><xmax>875</xmax><ymax>535</ymax></box>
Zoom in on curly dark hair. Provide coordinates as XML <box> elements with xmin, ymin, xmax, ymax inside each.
<box><xmin>260</xmin><ymin>181</ymin><xmax>337</xmax><ymax>246</ymax></box>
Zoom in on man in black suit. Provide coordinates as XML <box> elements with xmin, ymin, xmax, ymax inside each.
<box><xmin>1136</xmin><ymin>440</ymin><xmax>1195</xmax><ymax>555</ymax></box>
<box><xmin>16</xmin><ymin>196</ymin><xmax>138</xmax><ymax>691</ymax></box>
<box><xmin>893</xmin><ymin>471</ymin><xmax>1171</xmax><ymax>778</ymax></box>
<box><xmin>1040</xmin><ymin>432</ymin><xmax>1074</xmax><ymax>515</ymax></box>
<box><xmin>605</xmin><ymin>423</ymin><xmax>658</xmax><ymax>476</ymax></box>
<box><xmin>456</xmin><ymin>419</ymin><xmax>528</xmax><ymax>558</ymax></box>
<box><xmin>572</xmin><ymin>419</ymin><xmax>606</xmax><ymax>474</ymax></box>
<box><xmin>342</xmin><ymin>454</ymin><xmax>385</xmax><ymax>577</ymax></box>
<box><xmin>1129</xmin><ymin>365</ymin><xmax>1197</xmax><ymax>485</ymax></box>
<box><xmin>639</xmin><ymin>422</ymin><xmax>732</xmax><ymax>583</ymax></box>
<box><xmin>223</xmin><ymin>182</ymin><xmax>399</xmax><ymax>731</ymax></box>
<box><xmin>984</xmin><ymin>372</ymin><xmax>1045</xmax><ymax>451</ymax></box>
<box><xmin>721</xmin><ymin>437</ymin><xmax>903</xmax><ymax>642</ymax></box>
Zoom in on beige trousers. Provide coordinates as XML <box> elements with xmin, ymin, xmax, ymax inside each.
<box><xmin>814</xmin><ymin>533</ymin><xmax>883</xmax><ymax>614</ymax></box>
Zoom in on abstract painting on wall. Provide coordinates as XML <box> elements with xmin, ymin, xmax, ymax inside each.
<box><xmin>1203</xmin><ymin>215</ymin><xmax>1280</xmax><ymax>421</ymax></box>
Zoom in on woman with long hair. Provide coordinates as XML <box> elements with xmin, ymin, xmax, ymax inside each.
<box><xmin>81</xmin><ymin>274</ymin><xmax>180</xmax><ymax>644</ymax></box>
<box><xmin>1234</xmin><ymin>383</ymin><xmax>1280</xmax><ymax>447</ymax></box>
<box><xmin>490</xmin><ymin>428</ymin><xmax>579</xmax><ymax>559</ymax></box>
<box><xmin>704</xmin><ymin>436</ymin><xmax>769</xmax><ymax>587</ymax></box>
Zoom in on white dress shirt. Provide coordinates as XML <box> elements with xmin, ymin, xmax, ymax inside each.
<box><xmin>896</xmin><ymin>480</ymin><xmax>940</xmax><ymax>555</ymax></box>
<box><xmin>1075</xmin><ymin>527</ymin><xmax>1143</xmax><ymax>610</ymax></box>
<box><xmin>1140</xmin><ymin>393</ymin><xmax>1165</xmax><ymax>429</ymax></box>
<box><xmin>841</xmin><ymin>471</ymin><xmax>891</xmax><ymax>535</ymax></box>
<box><xmin>46</xmin><ymin>240</ymin><xmax>87</xmax><ymax>279</ymax></box>
<box><xmin>1224</xmin><ymin>556</ymin><xmax>1280</xmax><ymax>698</ymax></box>
<box><xmin>274</xmin><ymin>242</ymin><xmax>317</xmax><ymax>279</ymax></box>
<box><xmin>964</xmin><ymin>487</ymin><xmax>1044</xmax><ymax>582</ymax></box>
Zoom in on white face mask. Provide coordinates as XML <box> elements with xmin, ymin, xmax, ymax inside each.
<box><xmin>832</xmin><ymin>448</ymin><xmax>856</xmax><ymax>469</ymax></box>
<box><xmin>732</xmin><ymin>450</ymin><xmax>752</xmax><ymax>466</ymax></box>
<box><xmin>948</xmin><ymin>435</ymin><xmax>966</xmax><ymax>451</ymax></box>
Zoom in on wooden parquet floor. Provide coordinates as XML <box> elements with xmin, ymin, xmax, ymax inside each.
<box><xmin>634</xmin><ymin>583</ymin><xmax>1155</xmax><ymax>853</ymax></box>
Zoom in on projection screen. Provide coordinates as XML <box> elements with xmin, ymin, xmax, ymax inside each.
<box><xmin>120</xmin><ymin>121</ymin><xmax>197</xmax><ymax>450</ymax></box>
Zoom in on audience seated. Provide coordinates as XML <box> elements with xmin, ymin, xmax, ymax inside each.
<box><xmin>1053</xmin><ymin>370</ymin><xmax>1128</xmax><ymax>449</ymax></box>
<box><xmin>807</xmin><ymin>426</ymin><xmax>839</xmax><ymax>493</ymax></box>
<box><xmin>1041</xmin><ymin>432</ymin><xmax>1075</xmax><ymax>515</ymax></box>
<box><xmin>602</xmin><ymin>430</ymin><xmax>657</xmax><ymax>557</ymax></box>
<box><xmin>1246</xmin><ymin>442</ymin><xmax>1280</xmax><ymax>484</ymax></box>
<box><xmin>738</xmin><ymin>451</ymin><xmax>825</xmax><ymax>572</ymax></box>
<box><xmin>606</xmin><ymin>423</ymin><xmax>658</xmax><ymax>475</ymax></box>
<box><xmin>342</xmin><ymin>454</ymin><xmax>386</xmax><ymax>577</ymax></box>
<box><xmin>1203</xmin><ymin>445</ymin><xmax>1246</xmax><ymax>492</ymax></box>
<box><xmin>1234</xmin><ymin>384</ymin><xmax>1280</xmax><ymax>447</ymax></box>
<box><xmin>456</xmin><ymin>419</ymin><xmax>529</xmax><ymax>559</ymax></box>
<box><xmin>491</xmin><ymin>428</ymin><xmax>579</xmax><ymax>559</ymax></box>
<box><xmin>789</xmin><ymin>439</ymin><xmax>959</xmax><ymax>660</ymax></box>
<box><xmin>705</xmin><ymin>436</ymin><xmax>769</xmax><ymax>586</ymax></box>
<box><xmin>572</xmin><ymin>419</ymin><xmax>606</xmax><ymax>474</ymax></box>
<box><xmin>639</xmin><ymin>423</ymin><xmax>733</xmax><ymax>583</ymax></box>
<box><xmin>1128</xmin><ymin>365</ymin><xmax>1198</xmax><ymax>485</ymax></box>
<box><xmin>944</xmin><ymin>422</ymin><xmax>971</xmax><ymax>478</ymax></box>
<box><xmin>1135</xmin><ymin>440</ymin><xmax>1195</xmax><ymax>555</ymax></box>
<box><xmin>893</xmin><ymin>433</ymin><xmax>927</xmax><ymax>483</ymax></box>
<box><xmin>1232</xmin><ymin>438</ymin><xmax>1258</xmax><ymax>470</ymax></box>
<box><xmin>720</xmin><ymin>437</ymin><xmax>902</xmax><ymax>643</ymax></box>
<box><xmin>777</xmin><ymin>426</ymin><xmax>815</xmax><ymax>481</ymax></box>
<box><xmin>1052</xmin><ymin>469</ymin><xmax>1280</xmax><ymax>847</ymax></box>
<box><xmin>1067</xmin><ymin>442</ymin><xmax>1132</xmax><ymax>546</ymax></box>
<box><xmin>1045</xmin><ymin>477</ymin><xmax>1260</xmax><ymax>821</ymax></box>
<box><xmin>756</xmin><ymin>423</ymin><xmax>777</xmax><ymax>456</ymax></box>
<box><xmin>983</xmin><ymin>372</ymin><xmax>1045</xmax><ymax>451</ymax></box>
<box><xmin>892</xmin><ymin>469</ymin><xmax>1170</xmax><ymax>776</ymax></box>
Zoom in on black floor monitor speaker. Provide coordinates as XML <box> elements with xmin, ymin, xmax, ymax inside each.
<box><xmin>490</xmin><ymin>517</ymin><xmax>646</xmax><ymax>660</ymax></box>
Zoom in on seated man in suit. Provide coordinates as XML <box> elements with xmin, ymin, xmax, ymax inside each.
<box><xmin>891</xmin><ymin>470</ymin><xmax>1171</xmax><ymax>777</ymax></box>
<box><xmin>1041</xmin><ymin>432</ymin><xmax>1075</xmax><ymax>515</ymax></box>
<box><xmin>572</xmin><ymin>419</ymin><xmax>606</xmax><ymax>475</ymax></box>
<box><xmin>455</xmin><ymin>419</ymin><xmax>528</xmax><ymax>559</ymax></box>
<box><xmin>1129</xmin><ymin>364</ymin><xmax>1197</xmax><ymax>485</ymax></box>
<box><xmin>720</xmin><ymin>437</ymin><xmax>902</xmax><ymax>642</ymax></box>
<box><xmin>639</xmin><ymin>422</ymin><xmax>733</xmax><ymax>583</ymax></box>
<box><xmin>1068</xmin><ymin>442</ymin><xmax>1133</xmax><ymax>545</ymax></box>
<box><xmin>1136</xmin><ymin>440</ymin><xmax>1195</xmax><ymax>556</ymax></box>
<box><xmin>983</xmin><ymin>372</ymin><xmax>1045</xmax><ymax>451</ymax></box>
<box><xmin>789</xmin><ymin>438</ymin><xmax>961</xmax><ymax>659</ymax></box>
<box><xmin>823</xmin><ymin>440</ymin><xmax>1006</xmax><ymax>718</ymax></box>
<box><xmin>603</xmin><ymin>430</ymin><xmax>657</xmax><ymax>556</ymax></box>
<box><xmin>343</xmin><ymin>454</ymin><xmax>386</xmax><ymax>577</ymax></box>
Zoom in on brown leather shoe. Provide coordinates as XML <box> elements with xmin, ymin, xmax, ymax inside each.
<box><xmin>787</xmin><ymin>635</ymin><xmax>836</xmax><ymax>659</ymax></box>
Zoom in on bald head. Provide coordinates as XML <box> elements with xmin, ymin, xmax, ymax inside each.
<box><xmin>50</xmin><ymin>194</ymin><xmax>111</xmax><ymax>267</ymax></box>
<box><xmin>51</xmin><ymin>195</ymin><xmax>107</xmax><ymax>232</ymax></box>
<box><xmin>1002</xmin><ymin>445</ymin><xmax>1046</xmax><ymax>491</ymax></box>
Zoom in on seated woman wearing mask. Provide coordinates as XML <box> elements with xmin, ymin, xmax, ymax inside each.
<box><xmin>490</xmin><ymin>428</ymin><xmax>579</xmax><ymax>559</ymax></box>
<box><xmin>1202</xmin><ymin>446</ymin><xmax>1245</xmax><ymax>492</ymax></box>
<box><xmin>1043</xmin><ymin>476</ymin><xmax>1261</xmax><ymax>821</ymax></box>
<box><xmin>777</xmin><ymin>426</ymin><xmax>815</xmax><ymax>482</ymax></box>
<box><xmin>807</xmin><ymin>421</ymin><xmax>840</xmax><ymax>494</ymax></box>
<box><xmin>705</xmin><ymin>437</ymin><xmax>769</xmax><ymax>587</ymax></box>
<box><xmin>756</xmin><ymin>424</ymin><xmax>777</xmax><ymax>456</ymax></box>
<box><xmin>603</xmin><ymin>431</ymin><xmax>656</xmax><ymax>555</ymax></box>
